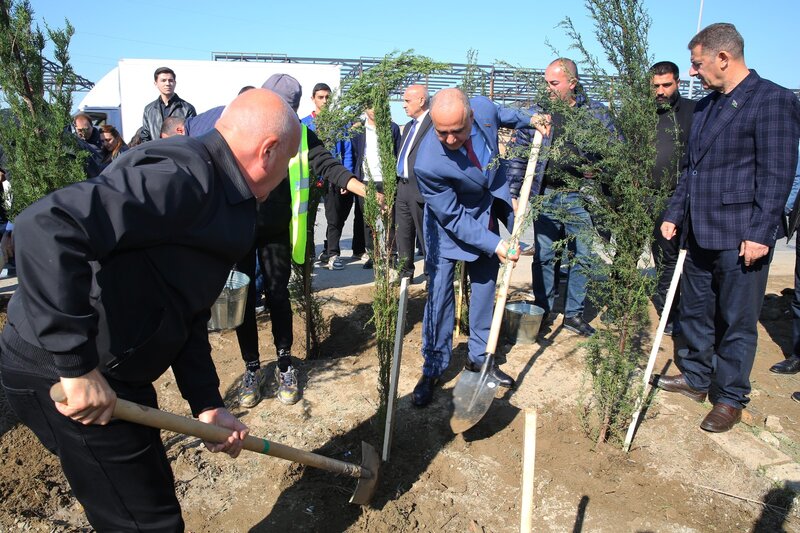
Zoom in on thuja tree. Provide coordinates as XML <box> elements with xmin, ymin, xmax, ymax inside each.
<box><xmin>530</xmin><ymin>0</ymin><xmax>662</xmax><ymax>445</ymax></box>
<box><xmin>0</xmin><ymin>0</ymin><xmax>86</xmax><ymax>217</ymax></box>
<box><xmin>314</xmin><ymin>51</ymin><xmax>445</xmax><ymax>430</ymax></box>
<box><xmin>362</xmin><ymin>82</ymin><xmax>399</xmax><ymax>429</ymax></box>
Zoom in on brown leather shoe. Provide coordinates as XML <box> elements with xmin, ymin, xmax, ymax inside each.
<box><xmin>700</xmin><ymin>403</ymin><xmax>742</xmax><ymax>433</ymax></box>
<box><xmin>651</xmin><ymin>373</ymin><xmax>707</xmax><ymax>403</ymax></box>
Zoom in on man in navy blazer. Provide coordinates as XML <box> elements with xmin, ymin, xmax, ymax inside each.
<box><xmin>411</xmin><ymin>88</ymin><xmax>546</xmax><ymax>407</ymax></box>
<box><xmin>655</xmin><ymin>23</ymin><xmax>800</xmax><ymax>432</ymax></box>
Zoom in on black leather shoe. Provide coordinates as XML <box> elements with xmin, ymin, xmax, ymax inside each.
<box><xmin>464</xmin><ymin>361</ymin><xmax>515</xmax><ymax>388</ymax></box>
<box><xmin>412</xmin><ymin>375</ymin><xmax>439</xmax><ymax>407</ymax></box>
<box><xmin>651</xmin><ymin>373</ymin><xmax>707</xmax><ymax>403</ymax></box>
<box><xmin>791</xmin><ymin>392</ymin><xmax>800</xmax><ymax>403</ymax></box>
<box><xmin>563</xmin><ymin>316</ymin><xmax>596</xmax><ymax>337</ymax></box>
<box><xmin>363</xmin><ymin>258</ymin><xmax>373</xmax><ymax>270</ymax></box>
<box><xmin>770</xmin><ymin>355</ymin><xmax>800</xmax><ymax>374</ymax></box>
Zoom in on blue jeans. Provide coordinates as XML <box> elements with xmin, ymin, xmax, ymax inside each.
<box><xmin>532</xmin><ymin>190</ymin><xmax>594</xmax><ymax>318</ymax></box>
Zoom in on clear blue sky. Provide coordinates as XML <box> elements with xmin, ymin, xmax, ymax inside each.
<box><xmin>32</xmin><ymin>0</ymin><xmax>800</xmax><ymax>95</ymax></box>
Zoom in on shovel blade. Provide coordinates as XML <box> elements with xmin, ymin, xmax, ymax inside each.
<box><xmin>449</xmin><ymin>364</ymin><xmax>501</xmax><ymax>433</ymax></box>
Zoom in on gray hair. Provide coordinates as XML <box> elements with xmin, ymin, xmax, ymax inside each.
<box><xmin>688</xmin><ymin>23</ymin><xmax>744</xmax><ymax>58</ymax></box>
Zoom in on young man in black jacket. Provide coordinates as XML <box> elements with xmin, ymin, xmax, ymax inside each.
<box><xmin>139</xmin><ymin>66</ymin><xmax>197</xmax><ymax>143</ymax></box>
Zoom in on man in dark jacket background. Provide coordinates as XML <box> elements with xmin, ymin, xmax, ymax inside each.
<box><xmin>650</xmin><ymin>60</ymin><xmax>696</xmax><ymax>336</ymax></box>
<box><xmin>139</xmin><ymin>66</ymin><xmax>196</xmax><ymax>143</ymax></box>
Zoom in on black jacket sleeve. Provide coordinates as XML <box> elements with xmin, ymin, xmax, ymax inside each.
<box><xmin>307</xmin><ymin>128</ymin><xmax>357</xmax><ymax>189</ymax></box>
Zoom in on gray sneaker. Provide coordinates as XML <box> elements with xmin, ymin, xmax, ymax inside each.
<box><xmin>239</xmin><ymin>368</ymin><xmax>266</xmax><ymax>408</ymax></box>
<box><xmin>275</xmin><ymin>365</ymin><xmax>300</xmax><ymax>405</ymax></box>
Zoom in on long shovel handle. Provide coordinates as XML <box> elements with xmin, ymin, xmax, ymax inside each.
<box><xmin>485</xmin><ymin>131</ymin><xmax>544</xmax><ymax>355</ymax></box>
<box><xmin>50</xmin><ymin>384</ymin><xmax>372</xmax><ymax>480</ymax></box>
<box><xmin>622</xmin><ymin>248</ymin><xmax>687</xmax><ymax>452</ymax></box>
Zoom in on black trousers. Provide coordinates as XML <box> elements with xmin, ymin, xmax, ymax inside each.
<box><xmin>235</xmin><ymin>226</ymin><xmax>293</xmax><ymax>365</ymax></box>
<box><xmin>652</xmin><ymin>208</ymin><xmax>681</xmax><ymax>322</ymax></box>
<box><xmin>0</xmin><ymin>365</ymin><xmax>184</xmax><ymax>532</ymax></box>
<box><xmin>678</xmin><ymin>232</ymin><xmax>772</xmax><ymax>408</ymax></box>
<box><xmin>356</xmin><ymin>182</ymin><xmax>396</xmax><ymax>254</ymax></box>
<box><xmin>323</xmin><ymin>184</ymin><xmax>365</xmax><ymax>256</ymax></box>
<box><xmin>792</xmin><ymin>231</ymin><xmax>800</xmax><ymax>356</ymax></box>
<box><xmin>395</xmin><ymin>180</ymin><xmax>425</xmax><ymax>279</ymax></box>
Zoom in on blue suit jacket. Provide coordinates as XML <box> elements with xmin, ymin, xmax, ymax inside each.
<box><xmin>664</xmin><ymin>70</ymin><xmax>800</xmax><ymax>250</ymax></box>
<box><xmin>414</xmin><ymin>96</ymin><xmax>532</xmax><ymax>261</ymax></box>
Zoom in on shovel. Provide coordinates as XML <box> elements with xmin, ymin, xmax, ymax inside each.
<box><xmin>450</xmin><ymin>131</ymin><xmax>544</xmax><ymax>434</ymax></box>
<box><xmin>50</xmin><ymin>383</ymin><xmax>380</xmax><ymax>505</ymax></box>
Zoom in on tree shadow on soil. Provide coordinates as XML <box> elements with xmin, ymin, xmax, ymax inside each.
<box><xmin>247</xmin><ymin>392</ymin><xmax>455</xmax><ymax>532</ymax></box>
<box><xmin>248</xmin><ymin>377</ymin><xmax>523</xmax><ymax>531</ymax></box>
<box><xmin>752</xmin><ymin>483</ymin><xmax>797</xmax><ymax>532</ymax></box>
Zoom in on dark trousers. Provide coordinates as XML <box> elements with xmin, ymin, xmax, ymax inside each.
<box><xmin>235</xmin><ymin>227</ymin><xmax>293</xmax><ymax>364</ymax></box>
<box><xmin>323</xmin><ymin>185</ymin><xmax>364</xmax><ymax>256</ymax></box>
<box><xmin>395</xmin><ymin>180</ymin><xmax>425</xmax><ymax>278</ymax></box>
<box><xmin>792</xmin><ymin>231</ymin><xmax>800</xmax><ymax>356</ymax></box>
<box><xmin>678</xmin><ymin>233</ymin><xmax>772</xmax><ymax>408</ymax></box>
<box><xmin>0</xmin><ymin>366</ymin><xmax>184</xmax><ymax>531</ymax></box>
<box><xmin>421</xmin><ymin>252</ymin><xmax>498</xmax><ymax>377</ymax></box>
<box><xmin>652</xmin><ymin>208</ymin><xmax>681</xmax><ymax>322</ymax></box>
<box><xmin>356</xmin><ymin>182</ymin><xmax>396</xmax><ymax>254</ymax></box>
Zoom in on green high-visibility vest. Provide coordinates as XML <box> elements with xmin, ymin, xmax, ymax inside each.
<box><xmin>289</xmin><ymin>125</ymin><xmax>310</xmax><ymax>264</ymax></box>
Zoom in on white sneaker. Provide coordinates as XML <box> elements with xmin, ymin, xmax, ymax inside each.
<box><xmin>327</xmin><ymin>255</ymin><xmax>344</xmax><ymax>270</ymax></box>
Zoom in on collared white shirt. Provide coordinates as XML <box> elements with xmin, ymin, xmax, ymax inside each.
<box><xmin>399</xmin><ymin>109</ymin><xmax>429</xmax><ymax>179</ymax></box>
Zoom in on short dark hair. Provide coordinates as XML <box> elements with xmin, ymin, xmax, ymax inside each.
<box><xmin>688</xmin><ymin>23</ymin><xmax>744</xmax><ymax>59</ymax></box>
<box><xmin>312</xmin><ymin>83</ymin><xmax>332</xmax><ymax>97</ymax></box>
<box><xmin>238</xmin><ymin>85</ymin><xmax>255</xmax><ymax>95</ymax></box>
<box><xmin>73</xmin><ymin>112</ymin><xmax>92</xmax><ymax>125</ymax></box>
<box><xmin>160</xmin><ymin>116</ymin><xmax>185</xmax><ymax>137</ymax></box>
<box><xmin>153</xmin><ymin>67</ymin><xmax>176</xmax><ymax>81</ymax></box>
<box><xmin>650</xmin><ymin>61</ymin><xmax>679</xmax><ymax>79</ymax></box>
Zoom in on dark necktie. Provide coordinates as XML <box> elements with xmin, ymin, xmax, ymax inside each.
<box><xmin>396</xmin><ymin>120</ymin><xmax>417</xmax><ymax>177</ymax></box>
<box><xmin>464</xmin><ymin>137</ymin><xmax>482</xmax><ymax>171</ymax></box>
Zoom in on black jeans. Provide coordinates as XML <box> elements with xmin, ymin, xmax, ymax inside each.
<box><xmin>235</xmin><ymin>226</ymin><xmax>293</xmax><ymax>364</ymax></box>
<box><xmin>323</xmin><ymin>184</ymin><xmax>364</xmax><ymax>256</ymax></box>
<box><xmin>356</xmin><ymin>182</ymin><xmax>396</xmax><ymax>255</ymax></box>
<box><xmin>395</xmin><ymin>180</ymin><xmax>425</xmax><ymax>279</ymax></box>
<box><xmin>0</xmin><ymin>365</ymin><xmax>184</xmax><ymax>531</ymax></box>
<box><xmin>652</xmin><ymin>208</ymin><xmax>681</xmax><ymax>322</ymax></box>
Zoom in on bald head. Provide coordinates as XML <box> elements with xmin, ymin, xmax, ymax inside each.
<box><xmin>216</xmin><ymin>88</ymin><xmax>301</xmax><ymax>201</ymax></box>
<box><xmin>403</xmin><ymin>84</ymin><xmax>430</xmax><ymax>119</ymax></box>
<box><xmin>429</xmin><ymin>88</ymin><xmax>473</xmax><ymax>151</ymax></box>
<box><xmin>545</xmin><ymin>58</ymin><xmax>579</xmax><ymax>104</ymax></box>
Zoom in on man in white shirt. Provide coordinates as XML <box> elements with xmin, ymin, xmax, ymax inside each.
<box><xmin>395</xmin><ymin>85</ymin><xmax>433</xmax><ymax>280</ymax></box>
<box><xmin>351</xmin><ymin>107</ymin><xmax>400</xmax><ymax>268</ymax></box>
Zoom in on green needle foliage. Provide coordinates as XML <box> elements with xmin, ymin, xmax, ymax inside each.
<box><xmin>314</xmin><ymin>51</ymin><xmax>445</xmax><ymax>433</ymax></box>
<box><xmin>564</xmin><ymin>0</ymin><xmax>662</xmax><ymax>446</ymax></box>
<box><xmin>0</xmin><ymin>0</ymin><xmax>86</xmax><ymax>218</ymax></box>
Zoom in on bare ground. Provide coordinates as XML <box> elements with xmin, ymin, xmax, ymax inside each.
<box><xmin>1</xmin><ymin>268</ymin><xmax>800</xmax><ymax>532</ymax></box>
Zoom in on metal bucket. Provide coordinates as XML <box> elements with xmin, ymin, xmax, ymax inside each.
<box><xmin>503</xmin><ymin>301</ymin><xmax>545</xmax><ymax>344</ymax></box>
<box><xmin>207</xmin><ymin>271</ymin><xmax>251</xmax><ymax>331</ymax></box>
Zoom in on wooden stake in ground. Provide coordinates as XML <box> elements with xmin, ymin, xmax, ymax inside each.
<box><xmin>382</xmin><ymin>276</ymin><xmax>410</xmax><ymax>462</ymax></box>
<box><xmin>520</xmin><ymin>410</ymin><xmax>537</xmax><ymax>533</ymax></box>
<box><xmin>455</xmin><ymin>261</ymin><xmax>467</xmax><ymax>337</ymax></box>
<box><xmin>623</xmin><ymin>248</ymin><xmax>687</xmax><ymax>452</ymax></box>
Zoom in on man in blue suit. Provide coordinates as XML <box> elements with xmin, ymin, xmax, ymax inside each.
<box><xmin>655</xmin><ymin>23</ymin><xmax>800</xmax><ymax>432</ymax></box>
<box><xmin>411</xmin><ymin>88</ymin><xmax>546</xmax><ymax>406</ymax></box>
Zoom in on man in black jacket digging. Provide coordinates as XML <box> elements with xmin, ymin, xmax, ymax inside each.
<box><xmin>0</xmin><ymin>89</ymin><xmax>299</xmax><ymax>531</ymax></box>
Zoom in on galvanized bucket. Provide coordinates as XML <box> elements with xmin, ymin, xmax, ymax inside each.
<box><xmin>503</xmin><ymin>301</ymin><xmax>545</xmax><ymax>344</ymax></box>
<box><xmin>208</xmin><ymin>271</ymin><xmax>251</xmax><ymax>331</ymax></box>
